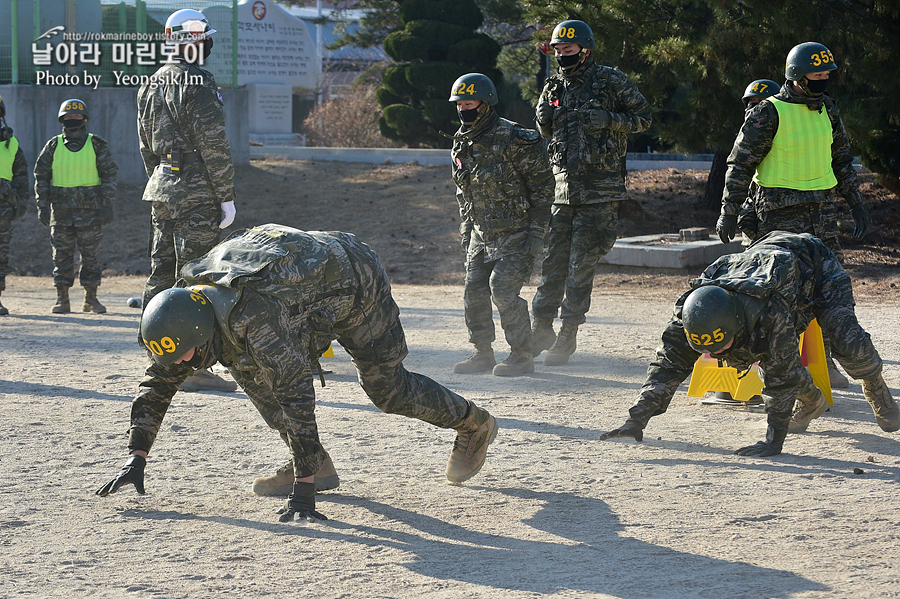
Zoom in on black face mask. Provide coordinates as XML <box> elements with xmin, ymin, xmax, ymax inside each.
<box><xmin>63</xmin><ymin>119</ymin><xmax>85</xmax><ymax>134</ymax></box>
<box><xmin>458</xmin><ymin>107</ymin><xmax>480</xmax><ymax>125</ymax></box>
<box><xmin>556</xmin><ymin>53</ymin><xmax>582</xmax><ymax>73</ymax></box>
<box><xmin>804</xmin><ymin>77</ymin><xmax>828</xmax><ymax>95</ymax></box>
<box><xmin>203</xmin><ymin>37</ymin><xmax>214</xmax><ymax>60</ymax></box>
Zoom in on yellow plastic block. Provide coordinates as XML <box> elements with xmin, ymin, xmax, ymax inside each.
<box><xmin>687</xmin><ymin>318</ymin><xmax>832</xmax><ymax>404</ymax></box>
<box><xmin>321</xmin><ymin>343</ymin><xmax>334</xmax><ymax>358</ymax></box>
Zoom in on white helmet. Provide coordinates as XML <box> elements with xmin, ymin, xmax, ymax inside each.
<box><xmin>165</xmin><ymin>9</ymin><xmax>216</xmax><ymax>45</ymax></box>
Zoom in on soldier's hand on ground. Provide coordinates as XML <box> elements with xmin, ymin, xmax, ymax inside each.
<box><xmin>99</xmin><ymin>204</ymin><xmax>114</xmax><ymax>225</ymax></box>
<box><xmin>850</xmin><ymin>205</ymin><xmax>868</xmax><ymax>239</ymax></box>
<box><xmin>276</xmin><ymin>482</ymin><xmax>328</xmax><ymax>523</ymax></box>
<box><xmin>37</xmin><ymin>206</ymin><xmax>50</xmax><ymax>227</ymax></box>
<box><xmin>523</xmin><ymin>234</ymin><xmax>544</xmax><ymax>256</ymax></box>
<box><xmin>96</xmin><ymin>455</ymin><xmax>146</xmax><ymax>497</ymax></box>
<box><xmin>536</xmin><ymin>102</ymin><xmax>554</xmax><ymax>124</ymax></box>
<box><xmin>734</xmin><ymin>440</ymin><xmax>782</xmax><ymax>457</ymax></box>
<box><xmin>599</xmin><ymin>419</ymin><xmax>644</xmax><ymax>442</ymax></box>
<box><xmin>716</xmin><ymin>214</ymin><xmax>738</xmax><ymax>244</ymax></box>
<box><xmin>219</xmin><ymin>200</ymin><xmax>236</xmax><ymax>229</ymax></box>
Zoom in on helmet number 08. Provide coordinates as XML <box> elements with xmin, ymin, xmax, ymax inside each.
<box><xmin>689</xmin><ymin>328</ymin><xmax>725</xmax><ymax>347</ymax></box>
<box><xmin>147</xmin><ymin>336</ymin><xmax>178</xmax><ymax>357</ymax></box>
<box><xmin>555</xmin><ymin>26</ymin><xmax>577</xmax><ymax>39</ymax></box>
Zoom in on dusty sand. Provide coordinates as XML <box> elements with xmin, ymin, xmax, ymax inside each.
<box><xmin>1</xmin><ymin>275</ymin><xmax>898</xmax><ymax>599</ymax></box>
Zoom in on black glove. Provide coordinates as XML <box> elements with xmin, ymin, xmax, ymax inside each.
<box><xmin>523</xmin><ymin>233</ymin><xmax>544</xmax><ymax>256</ymax></box>
<box><xmin>599</xmin><ymin>419</ymin><xmax>644</xmax><ymax>442</ymax></box>
<box><xmin>716</xmin><ymin>214</ymin><xmax>738</xmax><ymax>244</ymax></box>
<box><xmin>734</xmin><ymin>424</ymin><xmax>786</xmax><ymax>457</ymax></box>
<box><xmin>99</xmin><ymin>204</ymin><xmax>114</xmax><ymax>226</ymax></box>
<box><xmin>276</xmin><ymin>481</ymin><xmax>328</xmax><ymax>522</ymax></box>
<box><xmin>536</xmin><ymin>102</ymin><xmax>554</xmax><ymax>124</ymax></box>
<box><xmin>96</xmin><ymin>455</ymin><xmax>146</xmax><ymax>496</ymax></box>
<box><xmin>585</xmin><ymin>109</ymin><xmax>612</xmax><ymax>129</ymax></box>
<box><xmin>850</xmin><ymin>205</ymin><xmax>868</xmax><ymax>239</ymax></box>
<box><xmin>38</xmin><ymin>206</ymin><xmax>50</xmax><ymax>227</ymax></box>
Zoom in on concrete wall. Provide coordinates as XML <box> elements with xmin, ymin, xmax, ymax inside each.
<box><xmin>0</xmin><ymin>84</ymin><xmax>249</xmax><ymax>185</ymax></box>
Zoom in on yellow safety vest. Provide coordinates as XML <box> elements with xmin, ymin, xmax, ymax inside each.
<box><xmin>52</xmin><ymin>134</ymin><xmax>101</xmax><ymax>187</ymax></box>
<box><xmin>0</xmin><ymin>135</ymin><xmax>17</xmax><ymax>181</ymax></box>
<box><xmin>753</xmin><ymin>99</ymin><xmax>838</xmax><ymax>191</ymax></box>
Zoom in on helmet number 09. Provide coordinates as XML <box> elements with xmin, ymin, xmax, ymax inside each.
<box><xmin>147</xmin><ymin>336</ymin><xmax>178</xmax><ymax>357</ymax></box>
<box><xmin>810</xmin><ymin>50</ymin><xmax>833</xmax><ymax>67</ymax></box>
<box><xmin>689</xmin><ymin>327</ymin><xmax>725</xmax><ymax>347</ymax></box>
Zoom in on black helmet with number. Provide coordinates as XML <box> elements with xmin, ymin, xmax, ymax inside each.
<box><xmin>448</xmin><ymin>73</ymin><xmax>498</xmax><ymax>106</ymax></box>
<box><xmin>785</xmin><ymin>42</ymin><xmax>837</xmax><ymax>81</ymax></box>
<box><xmin>550</xmin><ymin>20</ymin><xmax>595</xmax><ymax>50</ymax></box>
<box><xmin>742</xmin><ymin>79</ymin><xmax>780</xmax><ymax>105</ymax></box>
<box><xmin>681</xmin><ymin>286</ymin><xmax>745</xmax><ymax>354</ymax></box>
<box><xmin>141</xmin><ymin>287</ymin><xmax>215</xmax><ymax>365</ymax></box>
<box><xmin>58</xmin><ymin>98</ymin><xmax>89</xmax><ymax>122</ymax></box>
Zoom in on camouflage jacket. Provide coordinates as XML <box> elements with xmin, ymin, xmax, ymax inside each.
<box><xmin>137</xmin><ymin>60</ymin><xmax>235</xmax><ymax>206</ymax></box>
<box><xmin>722</xmin><ymin>83</ymin><xmax>862</xmax><ymax>216</ymax></box>
<box><xmin>631</xmin><ymin>231</ymin><xmax>853</xmax><ymax>432</ymax></box>
<box><xmin>0</xmin><ymin>133</ymin><xmax>29</xmax><ymax>220</ymax></box>
<box><xmin>128</xmin><ymin>225</ymin><xmax>356</xmax><ymax>454</ymax></box>
<box><xmin>33</xmin><ymin>130</ymin><xmax>117</xmax><ymax>210</ymax></box>
<box><xmin>452</xmin><ymin>109</ymin><xmax>553</xmax><ymax>260</ymax></box>
<box><xmin>536</xmin><ymin>55</ymin><xmax>651</xmax><ymax>204</ymax></box>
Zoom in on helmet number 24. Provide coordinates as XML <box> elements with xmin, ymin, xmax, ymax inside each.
<box><xmin>689</xmin><ymin>328</ymin><xmax>725</xmax><ymax>347</ymax></box>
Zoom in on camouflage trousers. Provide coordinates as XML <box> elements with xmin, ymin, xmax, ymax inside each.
<box><xmin>464</xmin><ymin>246</ymin><xmax>533</xmax><ymax>350</ymax></box>
<box><xmin>756</xmin><ymin>202</ymin><xmax>843</xmax><ymax>263</ymax></box>
<box><xmin>50</xmin><ymin>222</ymin><xmax>103</xmax><ymax>288</ymax></box>
<box><xmin>142</xmin><ymin>201</ymin><xmax>220</xmax><ymax>308</ymax></box>
<box><xmin>229</xmin><ymin>234</ymin><xmax>471</xmax><ymax>478</ymax></box>
<box><xmin>532</xmin><ymin>202</ymin><xmax>618</xmax><ymax>324</ymax></box>
<box><xmin>0</xmin><ymin>218</ymin><xmax>10</xmax><ymax>290</ymax></box>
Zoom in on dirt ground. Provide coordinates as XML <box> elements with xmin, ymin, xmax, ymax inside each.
<box><xmin>1</xmin><ymin>161</ymin><xmax>899</xmax><ymax>598</ymax></box>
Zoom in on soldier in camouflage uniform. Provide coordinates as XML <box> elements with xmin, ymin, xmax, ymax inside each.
<box><xmin>138</xmin><ymin>9</ymin><xmax>237</xmax><ymax>391</ymax></box>
<box><xmin>34</xmin><ymin>99</ymin><xmax>117</xmax><ymax>314</ymax></box>
<box><xmin>600</xmin><ymin>232</ymin><xmax>900</xmax><ymax>456</ymax></box>
<box><xmin>448</xmin><ymin>73</ymin><xmax>553</xmax><ymax>377</ymax></box>
<box><xmin>718</xmin><ymin>43</ymin><xmax>867</xmax><ymax>389</ymax></box>
<box><xmin>97</xmin><ymin>224</ymin><xmax>499</xmax><ymax>523</ymax></box>
<box><xmin>532</xmin><ymin>20</ymin><xmax>652</xmax><ymax>366</ymax></box>
<box><xmin>0</xmin><ymin>95</ymin><xmax>29</xmax><ymax>316</ymax></box>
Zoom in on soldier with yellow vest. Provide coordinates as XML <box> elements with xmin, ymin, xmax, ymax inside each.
<box><xmin>34</xmin><ymin>99</ymin><xmax>118</xmax><ymax>314</ymax></box>
<box><xmin>717</xmin><ymin>42</ymin><xmax>868</xmax><ymax>259</ymax></box>
<box><xmin>0</xmin><ymin>95</ymin><xmax>30</xmax><ymax>316</ymax></box>
<box><xmin>717</xmin><ymin>43</ymin><xmax>867</xmax><ymax>393</ymax></box>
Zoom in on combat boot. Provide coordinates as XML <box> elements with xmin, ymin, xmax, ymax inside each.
<box><xmin>862</xmin><ymin>374</ymin><xmax>900</xmax><ymax>433</ymax></box>
<box><xmin>446</xmin><ymin>401</ymin><xmax>498</xmax><ymax>484</ymax></box>
<box><xmin>251</xmin><ymin>452</ymin><xmax>341</xmax><ymax>496</ymax></box>
<box><xmin>453</xmin><ymin>344</ymin><xmax>496</xmax><ymax>374</ymax></box>
<box><xmin>531</xmin><ymin>317</ymin><xmax>556</xmax><ymax>357</ymax></box>
<box><xmin>788</xmin><ymin>393</ymin><xmax>827</xmax><ymax>433</ymax></box>
<box><xmin>544</xmin><ymin>320</ymin><xmax>578</xmax><ymax>366</ymax></box>
<box><xmin>51</xmin><ymin>286</ymin><xmax>70</xmax><ymax>314</ymax></box>
<box><xmin>492</xmin><ymin>349</ymin><xmax>534</xmax><ymax>377</ymax></box>
<box><xmin>0</xmin><ymin>291</ymin><xmax>8</xmax><ymax>316</ymax></box>
<box><xmin>82</xmin><ymin>286</ymin><xmax>107</xmax><ymax>314</ymax></box>
<box><xmin>826</xmin><ymin>353</ymin><xmax>849</xmax><ymax>389</ymax></box>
